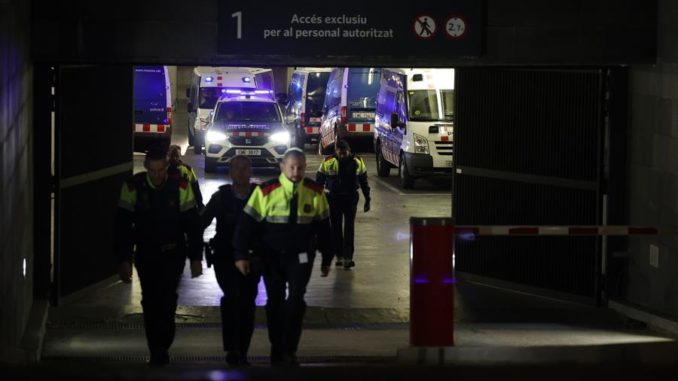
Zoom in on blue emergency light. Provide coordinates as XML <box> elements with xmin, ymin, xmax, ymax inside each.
<box><xmin>242</xmin><ymin>76</ymin><xmax>252</xmax><ymax>83</ymax></box>
<box><xmin>205</xmin><ymin>76</ymin><xmax>214</xmax><ymax>82</ymax></box>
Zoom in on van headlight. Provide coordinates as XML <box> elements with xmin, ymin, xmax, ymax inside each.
<box><xmin>269</xmin><ymin>131</ymin><xmax>291</xmax><ymax>145</ymax></box>
<box><xmin>413</xmin><ymin>133</ymin><xmax>429</xmax><ymax>154</ymax></box>
<box><xmin>206</xmin><ymin>130</ymin><xmax>227</xmax><ymax>143</ymax></box>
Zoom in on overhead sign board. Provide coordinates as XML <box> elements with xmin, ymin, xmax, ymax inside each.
<box><xmin>217</xmin><ymin>1</ymin><xmax>482</xmax><ymax>57</ymax></box>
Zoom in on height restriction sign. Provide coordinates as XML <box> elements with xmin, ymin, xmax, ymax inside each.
<box><xmin>445</xmin><ymin>15</ymin><xmax>467</xmax><ymax>39</ymax></box>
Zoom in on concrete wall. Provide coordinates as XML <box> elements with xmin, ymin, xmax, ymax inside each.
<box><xmin>0</xmin><ymin>0</ymin><xmax>35</xmax><ymax>362</ymax></box>
<box><xmin>626</xmin><ymin>0</ymin><xmax>678</xmax><ymax>318</ymax></box>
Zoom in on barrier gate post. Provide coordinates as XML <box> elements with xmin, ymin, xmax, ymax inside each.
<box><xmin>409</xmin><ymin>217</ymin><xmax>454</xmax><ymax>346</ymax></box>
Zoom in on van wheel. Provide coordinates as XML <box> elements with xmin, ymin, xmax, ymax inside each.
<box><xmin>399</xmin><ymin>154</ymin><xmax>415</xmax><ymax>189</ymax></box>
<box><xmin>188</xmin><ymin>125</ymin><xmax>194</xmax><ymax>146</ymax></box>
<box><xmin>376</xmin><ymin>143</ymin><xmax>391</xmax><ymax>177</ymax></box>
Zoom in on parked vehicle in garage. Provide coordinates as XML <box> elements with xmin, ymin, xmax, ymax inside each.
<box><xmin>374</xmin><ymin>68</ymin><xmax>455</xmax><ymax>189</ymax></box>
<box><xmin>318</xmin><ymin>67</ymin><xmax>381</xmax><ymax>155</ymax></box>
<box><xmin>203</xmin><ymin>90</ymin><xmax>291</xmax><ymax>173</ymax></box>
<box><xmin>133</xmin><ymin>65</ymin><xmax>172</xmax><ymax>152</ymax></box>
<box><xmin>285</xmin><ymin>67</ymin><xmax>332</xmax><ymax>147</ymax></box>
<box><xmin>186</xmin><ymin>67</ymin><xmax>273</xmax><ymax>154</ymax></box>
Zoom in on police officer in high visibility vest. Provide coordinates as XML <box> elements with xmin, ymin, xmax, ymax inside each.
<box><xmin>200</xmin><ymin>155</ymin><xmax>259</xmax><ymax>367</ymax></box>
<box><xmin>316</xmin><ymin>139</ymin><xmax>371</xmax><ymax>269</ymax></box>
<box><xmin>233</xmin><ymin>148</ymin><xmax>332</xmax><ymax>366</ymax></box>
<box><xmin>168</xmin><ymin>144</ymin><xmax>203</xmax><ymax>208</ymax></box>
<box><xmin>114</xmin><ymin>147</ymin><xmax>203</xmax><ymax>366</ymax></box>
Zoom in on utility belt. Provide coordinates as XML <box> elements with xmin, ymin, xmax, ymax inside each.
<box><xmin>204</xmin><ymin>238</ymin><xmax>259</xmax><ymax>268</ymax></box>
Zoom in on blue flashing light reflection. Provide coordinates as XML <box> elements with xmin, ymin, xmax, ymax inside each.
<box><xmin>457</xmin><ymin>232</ymin><xmax>476</xmax><ymax>242</ymax></box>
<box><xmin>205</xmin><ymin>76</ymin><xmax>213</xmax><ymax>82</ymax></box>
<box><xmin>413</xmin><ymin>277</ymin><xmax>429</xmax><ymax>284</ymax></box>
<box><xmin>441</xmin><ymin>277</ymin><xmax>457</xmax><ymax>284</ymax></box>
<box><xmin>242</xmin><ymin>76</ymin><xmax>252</xmax><ymax>83</ymax></box>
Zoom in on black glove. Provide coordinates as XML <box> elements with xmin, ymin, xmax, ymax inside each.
<box><xmin>364</xmin><ymin>198</ymin><xmax>371</xmax><ymax>213</ymax></box>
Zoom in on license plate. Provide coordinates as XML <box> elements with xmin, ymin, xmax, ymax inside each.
<box><xmin>352</xmin><ymin>112</ymin><xmax>375</xmax><ymax>119</ymax></box>
<box><xmin>309</xmin><ymin>117</ymin><xmax>321</xmax><ymax>123</ymax></box>
<box><xmin>445</xmin><ymin>160</ymin><xmax>454</xmax><ymax>167</ymax></box>
<box><xmin>235</xmin><ymin>149</ymin><xmax>261</xmax><ymax>156</ymax></box>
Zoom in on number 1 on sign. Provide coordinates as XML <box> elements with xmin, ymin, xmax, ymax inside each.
<box><xmin>232</xmin><ymin>11</ymin><xmax>242</xmax><ymax>39</ymax></box>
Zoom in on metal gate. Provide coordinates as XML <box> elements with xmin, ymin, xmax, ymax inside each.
<box><xmin>453</xmin><ymin>68</ymin><xmax>606</xmax><ymax>301</ymax></box>
<box><xmin>55</xmin><ymin>65</ymin><xmax>133</xmax><ymax>300</ymax></box>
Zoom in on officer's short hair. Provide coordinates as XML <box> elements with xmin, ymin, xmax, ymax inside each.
<box><xmin>168</xmin><ymin>144</ymin><xmax>182</xmax><ymax>157</ymax></box>
<box><xmin>335</xmin><ymin>139</ymin><xmax>350</xmax><ymax>152</ymax></box>
<box><xmin>230</xmin><ymin>155</ymin><xmax>252</xmax><ymax>168</ymax></box>
<box><xmin>146</xmin><ymin>146</ymin><xmax>168</xmax><ymax>162</ymax></box>
<box><xmin>283</xmin><ymin>147</ymin><xmax>306</xmax><ymax>161</ymax></box>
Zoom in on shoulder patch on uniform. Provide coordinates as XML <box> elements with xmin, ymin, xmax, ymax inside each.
<box><xmin>303</xmin><ymin>178</ymin><xmax>324</xmax><ymax>194</ymax></box>
<box><xmin>178</xmin><ymin>178</ymin><xmax>189</xmax><ymax>189</ymax></box>
<box><xmin>323</xmin><ymin>154</ymin><xmax>336</xmax><ymax>162</ymax></box>
<box><xmin>260</xmin><ymin>178</ymin><xmax>282</xmax><ymax>196</ymax></box>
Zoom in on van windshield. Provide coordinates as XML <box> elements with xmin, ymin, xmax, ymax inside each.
<box><xmin>408</xmin><ymin>90</ymin><xmax>455</xmax><ymax>122</ymax></box>
<box><xmin>305</xmin><ymin>72</ymin><xmax>330</xmax><ymax>117</ymax></box>
<box><xmin>215</xmin><ymin>101</ymin><xmax>281</xmax><ymax>123</ymax></box>
<box><xmin>347</xmin><ymin>69</ymin><xmax>381</xmax><ymax>109</ymax></box>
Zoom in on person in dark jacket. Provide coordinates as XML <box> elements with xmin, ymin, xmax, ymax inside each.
<box><xmin>316</xmin><ymin>139</ymin><xmax>371</xmax><ymax>269</ymax></box>
<box><xmin>200</xmin><ymin>155</ymin><xmax>259</xmax><ymax>366</ymax></box>
<box><xmin>233</xmin><ymin>148</ymin><xmax>332</xmax><ymax>366</ymax></box>
<box><xmin>114</xmin><ymin>147</ymin><xmax>203</xmax><ymax>366</ymax></box>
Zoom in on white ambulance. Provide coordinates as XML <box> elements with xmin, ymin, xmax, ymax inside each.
<box><xmin>374</xmin><ymin>68</ymin><xmax>455</xmax><ymax>189</ymax></box>
<box><xmin>186</xmin><ymin>67</ymin><xmax>273</xmax><ymax>154</ymax></box>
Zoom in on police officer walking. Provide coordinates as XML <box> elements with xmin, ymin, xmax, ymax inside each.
<box><xmin>168</xmin><ymin>144</ymin><xmax>204</xmax><ymax>208</ymax></box>
<box><xmin>233</xmin><ymin>148</ymin><xmax>332</xmax><ymax>366</ymax></box>
<box><xmin>114</xmin><ymin>147</ymin><xmax>204</xmax><ymax>366</ymax></box>
<box><xmin>200</xmin><ymin>156</ymin><xmax>259</xmax><ymax>366</ymax></box>
<box><xmin>316</xmin><ymin>139</ymin><xmax>371</xmax><ymax>269</ymax></box>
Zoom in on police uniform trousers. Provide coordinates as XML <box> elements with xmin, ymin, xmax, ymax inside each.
<box><xmin>213</xmin><ymin>253</ymin><xmax>260</xmax><ymax>356</ymax></box>
<box><xmin>329</xmin><ymin>192</ymin><xmax>358</xmax><ymax>260</ymax></box>
<box><xmin>262</xmin><ymin>250</ymin><xmax>315</xmax><ymax>358</ymax></box>
<box><xmin>134</xmin><ymin>246</ymin><xmax>186</xmax><ymax>357</ymax></box>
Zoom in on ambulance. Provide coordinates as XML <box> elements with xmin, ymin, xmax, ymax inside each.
<box><xmin>186</xmin><ymin>67</ymin><xmax>273</xmax><ymax>154</ymax></box>
<box><xmin>374</xmin><ymin>68</ymin><xmax>455</xmax><ymax>189</ymax></box>
<box><xmin>133</xmin><ymin>65</ymin><xmax>172</xmax><ymax>151</ymax></box>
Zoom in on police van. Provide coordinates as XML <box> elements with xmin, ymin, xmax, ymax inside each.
<box><xmin>203</xmin><ymin>90</ymin><xmax>291</xmax><ymax>173</ymax></box>
<box><xmin>318</xmin><ymin>67</ymin><xmax>381</xmax><ymax>154</ymax></box>
<box><xmin>133</xmin><ymin>65</ymin><xmax>172</xmax><ymax>151</ymax></box>
<box><xmin>285</xmin><ymin>67</ymin><xmax>332</xmax><ymax>147</ymax></box>
<box><xmin>374</xmin><ymin>68</ymin><xmax>455</xmax><ymax>189</ymax></box>
<box><xmin>186</xmin><ymin>67</ymin><xmax>274</xmax><ymax>154</ymax></box>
